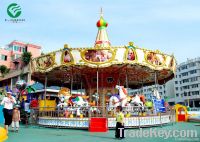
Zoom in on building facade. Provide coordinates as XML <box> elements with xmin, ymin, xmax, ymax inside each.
<box><xmin>0</xmin><ymin>40</ymin><xmax>41</xmax><ymax>94</ymax></box>
<box><xmin>129</xmin><ymin>80</ymin><xmax>175</xmax><ymax>103</ymax></box>
<box><xmin>174</xmin><ymin>57</ymin><xmax>200</xmax><ymax>107</ymax></box>
<box><xmin>0</xmin><ymin>40</ymin><xmax>41</xmax><ymax>69</ymax></box>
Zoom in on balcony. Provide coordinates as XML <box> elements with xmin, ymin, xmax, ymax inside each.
<box><xmin>0</xmin><ymin>64</ymin><xmax>30</xmax><ymax>81</ymax></box>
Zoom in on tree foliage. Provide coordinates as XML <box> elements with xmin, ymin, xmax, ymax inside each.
<box><xmin>0</xmin><ymin>65</ymin><xmax>9</xmax><ymax>76</ymax></box>
<box><xmin>22</xmin><ymin>52</ymin><xmax>32</xmax><ymax>65</ymax></box>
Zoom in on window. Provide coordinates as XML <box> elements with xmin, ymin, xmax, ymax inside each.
<box><xmin>175</xmin><ymin>81</ymin><xmax>178</xmax><ymax>84</ymax></box>
<box><xmin>14</xmin><ymin>45</ymin><xmax>20</xmax><ymax>51</ymax></box>
<box><xmin>22</xmin><ymin>48</ymin><xmax>26</xmax><ymax>52</ymax></box>
<box><xmin>191</xmin><ymin>77</ymin><xmax>198</xmax><ymax>82</ymax></box>
<box><xmin>192</xmin><ymin>91</ymin><xmax>199</xmax><ymax>95</ymax></box>
<box><xmin>189</xmin><ymin>62</ymin><xmax>196</xmax><ymax>67</ymax></box>
<box><xmin>182</xmin><ymin>79</ymin><xmax>189</xmax><ymax>83</ymax></box>
<box><xmin>176</xmin><ymin>93</ymin><xmax>179</xmax><ymax>97</ymax></box>
<box><xmin>190</xmin><ymin>70</ymin><xmax>197</xmax><ymax>74</ymax></box>
<box><xmin>176</xmin><ymin>87</ymin><xmax>178</xmax><ymax>90</ymax></box>
<box><xmin>181</xmin><ymin>65</ymin><xmax>187</xmax><ymax>70</ymax></box>
<box><xmin>183</xmin><ymin>86</ymin><xmax>189</xmax><ymax>89</ymax></box>
<box><xmin>1</xmin><ymin>55</ymin><xmax>7</xmax><ymax>61</ymax></box>
<box><xmin>11</xmin><ymin>54</ymin><xmax>21</xmax><ymax>60</ymax></box>
<box><xmin>182</xmin><ymin>72</ymin><xmax>188</xmax><ymax>76</ymax></box>
<box><xmin>191</xmin><ymin>84</ymin><xmax>198</xmax><ymax>88</ymax></box>
<box><xmin>184</xmin><ymin>92</ymin><xmax>187</xmax><ymax>96</ymax></box>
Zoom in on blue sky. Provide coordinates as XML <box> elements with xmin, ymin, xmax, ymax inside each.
<box><xmin>0</xmin><ymin>0</ymin><xmax>200</xmax><ymax>64</ymax></box>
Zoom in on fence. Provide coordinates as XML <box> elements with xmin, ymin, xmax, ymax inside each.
<box><xmin>28</xmin><ymin>106</ymin><xmax>176</xmax><ymax>129</ymax></box>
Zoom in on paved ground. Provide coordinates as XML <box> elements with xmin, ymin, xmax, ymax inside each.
<box><xmin>2</xmin><ymin>122</ymin><xmax>200</xmax><ymax>142</ymax></box>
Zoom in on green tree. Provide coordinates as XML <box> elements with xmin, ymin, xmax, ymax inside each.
<box><xmin>22</xmin><ymin>52</ymin><xmax>32</xmax><ymax>65</ymax></box>
<box><xmin>0</xmin><ymin>65</ymin><xmax>9</xmax><ymax>76</ymax></box>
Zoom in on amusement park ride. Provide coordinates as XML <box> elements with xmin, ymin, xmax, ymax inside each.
<box><xmin>28</xmin><ymin>10</ymin><xmax>177</xmax><ymax>130</ymax></box>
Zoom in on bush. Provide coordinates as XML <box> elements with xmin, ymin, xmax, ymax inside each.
<box><xmin>0</xmin><ymin>65</ymin><xmax>9</xmax><ymax>76</ymax></box>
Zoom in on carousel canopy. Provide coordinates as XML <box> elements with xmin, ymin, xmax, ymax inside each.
<box><xmin>31</xmin><ymin>11</ymin><xmax>176</xmax><ymax>89</ymax></box>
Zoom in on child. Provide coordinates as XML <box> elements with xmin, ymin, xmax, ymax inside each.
<box><xmin>11</xmin><ymin>106</ymin><xmax>20</xmax><ymax>132</ymax></box>
<box><xmin>115</xmin><ymin>106</ymin><xmax>125</xmax><ymax>139</ymax></box>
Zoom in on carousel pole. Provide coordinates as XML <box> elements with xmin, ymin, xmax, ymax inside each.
<box><xmin>154</xmin><ymin>71</ymin><xmax>158</xmax><ymax>90</ymax></box>
<box><xmin>141</xmin><ymin>77</ymin><xmax>144</xmax><ymax>94</ymax></box>
<box><xmin>71</xmin><ymin>67</ymin><xmax>73</xmax><ymax>94</ymax></box>
<box><xmin>101</xmin><ymin>71</ymin><xmax>105</xmax><ymax>116</ymax></box>
<box><xmin>44</xmin><ymin>73</ymin><xmax>48</xmax><ymax>108</ymax></box>
<box><xmin>126</xmin><ymin>68</ymin><xmax>129</xmax><ymax>95</ymax></box>
<box><xmin>96</xmin><ymin>68</ymin><xmax>99</xmax><ymax>107</ymax></box>
<box><xmin>80</xmin><ymin>76</ymin><xmax>83</xmax><ymax>95</ymax></box>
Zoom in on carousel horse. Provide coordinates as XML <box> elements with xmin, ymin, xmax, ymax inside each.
<box><xmin>57</xmin><ymin>87</ymin><xmax>71</xmax><ymax>109</ymax></box>
<box><xmin>109</xmin><ymin>85</ymin><xmax>128</xmax><ymax>108</ymax></box>
<box><xmin>69</xmin><ymin>95</ymin><xmax>89</xmax><ymax>107</ymax></box>
<box><xmin>109</xmin><ymin>94</ymin><xmax>121</xmax><ymax>108</ymax></box>
<box><xmin>130</xmin><ymin>94</ymin><xmax>144</xmax><ymax>107</ymax></box>
<box><xmin>153</xmin><ymin>89</ymin><xmax>161</xmax><ymax>100</ymax></box>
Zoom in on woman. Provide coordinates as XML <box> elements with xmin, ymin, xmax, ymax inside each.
<box><xmin>1</xmin><ymin>92</ymin><xmax>16</xmax><ymax>133</ymax></box>
<box><xmin>115</xmin><ymin>106</ymin><xmax>125</xmax><ymax>139</ymax></box>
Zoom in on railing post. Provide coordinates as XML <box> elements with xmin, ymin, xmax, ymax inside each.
<box><xmin>160</xmin><ymin>112</ymin><xmax>162</xmax><ymax>127</ymax></box>
<box><xmin>138</xmin><ymin>106</ymin><xmax>140</xmax><ymax>129</ymax></box>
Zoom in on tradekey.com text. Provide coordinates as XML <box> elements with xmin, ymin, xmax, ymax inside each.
<box><xmin>119</xmin><ymin>128</ymin><xmax>199</xmax><ymax>141</ymax></box>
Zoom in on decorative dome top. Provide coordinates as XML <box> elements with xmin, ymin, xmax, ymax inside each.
<box><xmin>96</xmin><ymin>17</ymin><xmax>108</xmax><ymax>28</ymax></box>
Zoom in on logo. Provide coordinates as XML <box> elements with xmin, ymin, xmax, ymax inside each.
<box><xmin>7</xmin><ymin>3</ymin><xmax>21</xmax><ymax>18</ymax></box>
<box><xmin>5</xmin><ymin>3</ymin><xmax>25</xmax><ymax>23</ymax></box>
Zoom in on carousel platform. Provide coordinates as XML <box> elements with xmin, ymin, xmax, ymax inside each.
<box><xmin>4</xmin><ymin>122</ymin><xmax>200</xmax><ymax>142</ymax></box>
<box><xmin>37</xmin><ymin>114</ymin><xmax>173</xmax><ymax>129</ymax></box>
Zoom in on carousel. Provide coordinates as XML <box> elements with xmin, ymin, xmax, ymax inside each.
<box><xmin>30</xmin><ymin>11</ymin><xmax>176</xmax><ymax>129</ymax></box>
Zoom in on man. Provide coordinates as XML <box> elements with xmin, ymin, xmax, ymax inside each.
<box><xmin>1</xmin><ymin>92</ymin><xmax>16</xmax><ymax>133</ymax></box>
<box><xmin>115</xmin><ymin>106</ymin><xmax>125</xmax><ymax>139</ymax></box>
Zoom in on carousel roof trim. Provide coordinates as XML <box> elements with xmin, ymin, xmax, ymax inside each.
<box><xmin>40</xmin><ymin>45</ymin><xmax>174</xmax><ymax>57</ymax></box>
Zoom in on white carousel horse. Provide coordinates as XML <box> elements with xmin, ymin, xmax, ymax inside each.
<box><xmin>109</xmin><ymin>95</ymin><xmax>121</xmax><ymax>108</ymax></box>
<box><xmin>72</xmin><ymin>96</ymin><xmax>89</xmax><ymax>107</ymax></box>
<box><xmin>115</xmin><ymin>85</ymin><xmax>128</xmax><ymax>107</ymax></box>
<box><xmin>153</xmin><ymin>89</ymin><xmax>161</xmax><ymax>100</ymax></box>
<box><xmin>109</xmin><ymin>85</ymin><xmax>128</xmax><ymax>108</ymax></box>
<box><xmin>130</xmin><ymin>94</ymin><xmax>144</xmax><ymax>107</ymax></box>
<box><xmin>57</xmin><ymin>94</ymin><xmax>70</xmax><ymax>109</ymax></box>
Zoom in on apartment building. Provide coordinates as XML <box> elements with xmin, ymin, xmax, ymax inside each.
<box><xmin>174</xmin><ymin>57</ymin><xmax>200</xmax><ymax>107</ymax></box>
<box><xmin>0</xmin><ymin>40</ymin><xmax>41</xmax><ymax>93</ymax></box>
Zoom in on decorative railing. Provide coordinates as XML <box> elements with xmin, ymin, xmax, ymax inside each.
<box><xmin>28</xmin><ymin>106</ymin><xmax>176</xmax><ymax>128</ymax></box>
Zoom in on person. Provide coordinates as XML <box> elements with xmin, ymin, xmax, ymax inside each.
<box><xmin>127</xmin><ymin>49</ymin><xmax>135</xmax><ymax>60</ymax></box>
<box><xmin>64</xmin><ymin>51</ymin><xmax>71</xmax><ymax>62</ymax></box>
<box><xmin>24</xmin><ymin>100</ymin><xmax>30</xmax><ymax>113</ymax></box>
<box><xmin>0</xmin><ymin>92</ymin><xmax>16</xmax><ymax>134</ymax></box>
<box><xmin>11</xmin><ymin>105</ymin><xmax>20</xmax><ymax>132</ymax></box>
<box><xmin>115</xmin><ymin>106</ymin><xmax>125</xmax><ymax>139</ymax></box>
<box><xmin>20</xmin><ymin>98</ymin><xmax>25</xmax><ymax>110</ymax></box>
